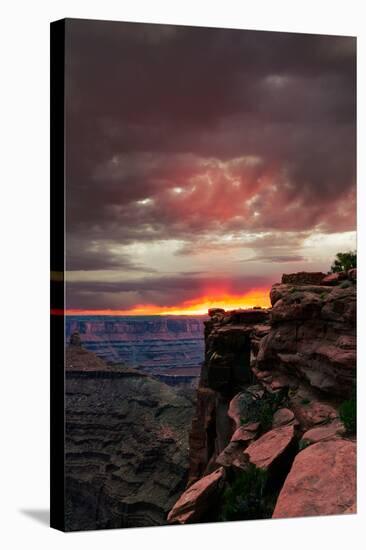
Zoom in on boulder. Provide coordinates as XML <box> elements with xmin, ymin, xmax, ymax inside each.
<box><xmin>244</xmin><ymin>425</ymin><xmax>295</xmax><ymax>470</ymax></box>
<box><xmin>292</xmin><ymin>399</ymin><xmax>337</xmax><ymax>430</ymax></box>
<box><xmin>230</xmin><ymin>422</ymin><xmax>260</xmax><ymax>443</ymax></box>
<box><xmin>348</xmin><ymin>268</ymin><xmax>357</xmax><ymax>281</ymax></box>
<box><xmin>273</xmin><ymin>440</ymin><xmax>356</xmax><ymax>518</ymax></box>
<box><xmin>301</xmin><ymin>421</ymin><xmax>345</xmax><ymax>445</ymax></box>
<box><xmin>321</xmin><ymin>272</ymin><xmax>347</xmax><ymax>286</ymax></box>
<box><xmin>272</xmin><ymin>408</ymin><xmax>297</xmax><ymax>428</ymax></box>
<box><xmin>228</xmin><ymin>391</ymin><xmax>255</xmax><ymax>429</ymax></box>
<box><xmin>215</xmin><ymin>442</ymin><xmax>249</xmax><ymax>469</ymax></box>
<box><xmin>167</xmin><ymin>467</ymin><xmax>225</xmax><ymax>524</ymax></box>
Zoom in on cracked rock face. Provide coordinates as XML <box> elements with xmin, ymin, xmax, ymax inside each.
<box><xmin>273</xmin><ymin>439</ymin><xmax>356</xmax><ymax>518</ymax></box>
<box><xmin>257</xmin><ymin>282</ymin><xmax>356</xmax><ymax>397</ymax></box>
<box><xmin>65</xmin><ymin>346</ymin><xmax>194</xmax><ymax>531</ymax></box>
<box><xmin>167</xmin><ymin>273</ymin><xmax>356</xmax><ymax>525</ymax></box>
<box><xmin>244</xmin><ymin>425</ymin><xmax>296</xmax><ymax>470</ymax></box>
<box><xmin>167</xmin><ymin>467</ymin><xmax>225</xmax><ymax>524</ymax></box>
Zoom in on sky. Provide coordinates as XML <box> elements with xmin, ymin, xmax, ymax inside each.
<box><xmin>64</xmin><ymin>19</ymin><xmax>356</xmax><ymax>314</ymax></box>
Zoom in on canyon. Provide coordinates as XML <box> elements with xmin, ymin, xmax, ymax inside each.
<box><xmin>168</xmin><ymin>269</ymin><xmax>357</xmax><ymax>524</ymax></box>
<box><xmin>65</xmin><ymin>340</ymin><xmax>194</xmax><ymax>530</ymax></box>
<box><xmin>64</xmin><ymin>269</ymin><xmax>356</xmax><ymax>529</ymax></box>
<box><xmin>65</xmin><ymin>315</ymin><xmax>205</xmax><ymax>387</ymax></box>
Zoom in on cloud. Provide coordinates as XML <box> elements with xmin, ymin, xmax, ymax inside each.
<box><xmin>63</xmin><ymin>20</ymin><xmax>356</xmax><ymax>308</ymax></box>
<box><xmin>65</xmin><ymin>273</ymin><xmax>273</xmax><ymax>310</ymax></box>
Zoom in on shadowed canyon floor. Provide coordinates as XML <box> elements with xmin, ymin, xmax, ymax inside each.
<box><xmin>65</xmin><ymin>344</ymin><xmax>194</xmax><ymax>530</ymax></box>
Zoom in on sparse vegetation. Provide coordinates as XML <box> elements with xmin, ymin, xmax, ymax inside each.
<box><xmin>219</xmin><ymin>465</ymin><xmax>274</xmax><ymax>521</ymax></box>
<box><xmin>339</xmin><ymin>396</ymin><xmax>356</xmax><ymax>434</ymax></box>
<box><xmin>331</xmin><ymin>251</ymin><xmax>356</xmax><ymax>273</ymax></box>
<box><xmin>240</xmin><ymin>390</ymin><xmax>287</xmax><ymax>431</ymax></box>
<box><xmin>299</xmin><ymin>439</ymin><xmax>310</xmax><ymax>451</ymax></box>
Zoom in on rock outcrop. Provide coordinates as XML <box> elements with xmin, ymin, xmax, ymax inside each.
<box><xmin>273</xmin><ymin>439</ymin><xmax>356</xmax><ymax>518</ymax></box>
<box><xmin>258</xmin><ymin>278</ymin><xmax>356</xmax><ymax>397</ymax></box>
<box><xmin>244</xmin><ymin>425</ymin><xmax>296</xmax><ymax>471</ymax></box>
<box><xmin>168</xmin><ymin>270</ymin><xmax>356</xmax><ymax>524</ymax></box>
<box><xmin>65</xmin><ymin>342</ymin><xmax>194</xmax><ymax>531</ymax></box>
<box><xmin>167</xmin><ymin>467</ymin><xmax>225</xmax><ymax>524</ymax></box>
<box><xmin>187</xmin><ymin>308</ymin><xmax>270</xmax><ymax>485</ymax></box>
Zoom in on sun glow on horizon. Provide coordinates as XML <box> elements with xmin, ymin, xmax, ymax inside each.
<box><xmin>65</xmin><ymin>287</ymin><xmax>271</xmax><ymax>316</ymax></box>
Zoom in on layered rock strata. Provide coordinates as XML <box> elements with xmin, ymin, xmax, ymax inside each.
<box><xmin>65</xmin><ymin>342</ymin><xmax>194</xmax><ymax>531</ymax></box>
<box><xmin>168</xmin><ymin>270</ymin><xmax>356</xmax><ymax>524</ymax></box>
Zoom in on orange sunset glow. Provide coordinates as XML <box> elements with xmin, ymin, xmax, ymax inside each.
<box><xmin>66</xmin><ymin>287</ymin><xmax>271</xmax><ymax>316</ymax></box>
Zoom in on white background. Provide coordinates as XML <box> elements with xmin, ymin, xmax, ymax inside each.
<box><xmin>0</xmin><ymin>0</ymin><xmax>365</xmax><ymax>548</ymax></box>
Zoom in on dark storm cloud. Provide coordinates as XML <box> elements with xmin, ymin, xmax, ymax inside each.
<box><xmin>66</xmin><ymin>273</ymin><xmax>272</xmax><ymax>310</ymax></box>
<box><xmin>66</xmin><ymin>235</ymin><xmax>156</xmax><ymax>271</ymax></box>
<box><xmin>64</xmin><ymin>19</ymin><xmax>356</xmax><ymax>303</ymax></box>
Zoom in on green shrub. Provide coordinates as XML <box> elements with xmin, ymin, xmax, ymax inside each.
<box><xmin>299</xmin><ymin>439</ymin><xmax>310</xmax><ymax>451</ymax></box>
<box><xmin>300</xmin><ymin>397</ymin><xmax>311</xmax><ymax>405</ymax></box>
<box><xmin>331</xmin><ymin>251</ymin><xmax>356</xmax><ymax>273</ymax></box>
<box><xmin>240</xmin><ymin>390</ymin><xmax>286</xmax><ymax>431</ymax></box>
<box><xmin>339</xmin><ymin>397</ymin><xmax>356</xmax><ymax>434</ymax></box>
<box><xmin>219</xmin><ymin>465</ymin><xmax>273</xmax><ymax>521</ymax></box>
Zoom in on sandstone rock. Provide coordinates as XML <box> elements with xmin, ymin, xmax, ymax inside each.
<box><xmin>301</xmin><ymin>421</ymin><xmax>345</xmax><ymax>445</ymax></box>
<box><xmin>230</xmin><ymin>422</ymin><xmax>260</xmax><ymax>443</ymax></box>
<box><xmin>270</xmin><ymin>292</ymin><xmax>323</xmax><ymax>323</ymax></box>
<box><xmin>167</xmin><ymin>467</ymin><xmax>225</xmax><ymax>524</ymax></box>
<box><xmin>281</xmin><ymin>272</ymin><xmax>326</xmax><ymax>285</ymax></box>
<box><xmin>257</xmin><ymin>282</ymin><xmax>356</xmax><ymax>397</ymax></box>
<box><xmin>291</xmin><ymin>399</ymin><xmax>337</xmax><ymax>430</ymax></box>
<box><xmin>215</xmin><ymin>442</ymin><xmax>249</xmax><ymax>469</ymax></box>
<box><xmin>244</xmin><ymin>425</ymin><xmax>295</xmax><ymax>470</ymax></box>
<box><xmin>188</xmin><ymin>387</ymin><xmax>217</xmax><ymax>484</ymax></box>
<box><xmin>228</xmin><ymin>392</ymin><xmax>253</xmax><ymax>429</ymax></box>
<box><xmin>272</xmin><ymin>440</ymin><xmax>356</xmax><ymax>518</ymax></box>
<box><xmin>224</xmin><ymin>309</ymin><xmax>269</xmax><ymax>324</ymax></box>
<box><xmin>270</xmin><ymin>284</ymin><xmax>283</xmax><ymax>306</ymax></box>
<box><xmin>322</xmin><ymin>272</ymin><xmax>347</xmax><ymax>285</ymax></box>
<box><xmin>272</xmin><ymin>408</ymin><xmax>297</xmax><ymax>428</ymax></box>
<box><xmin>227</xmin><ymin>390</ymin><xmax>262</xmax><ymax>429</ymax></box>
<box><xmin>321</xmin><ymin>286</ymin><xmax>356</xmax><ymax>325</ymax></box>
<box><xmin>348</xmin><ymin>268</ymin><xmax>357</xmax><ymax>281</ymax></box>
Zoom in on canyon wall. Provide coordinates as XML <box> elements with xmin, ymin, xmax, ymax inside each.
<box><xmin>168</xmin><ymin>270</ymin><xmax>356</xmax><ymax>524</ymax></box>
<box><xmin>65</xmin><ymin>315</ymin><xmax>205</xmax><ymax>386</ymax></box>
<box><xmin>65</xmin><ymin>342</ymin><xmax>194</xmax><ymax>531</ymax></box>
